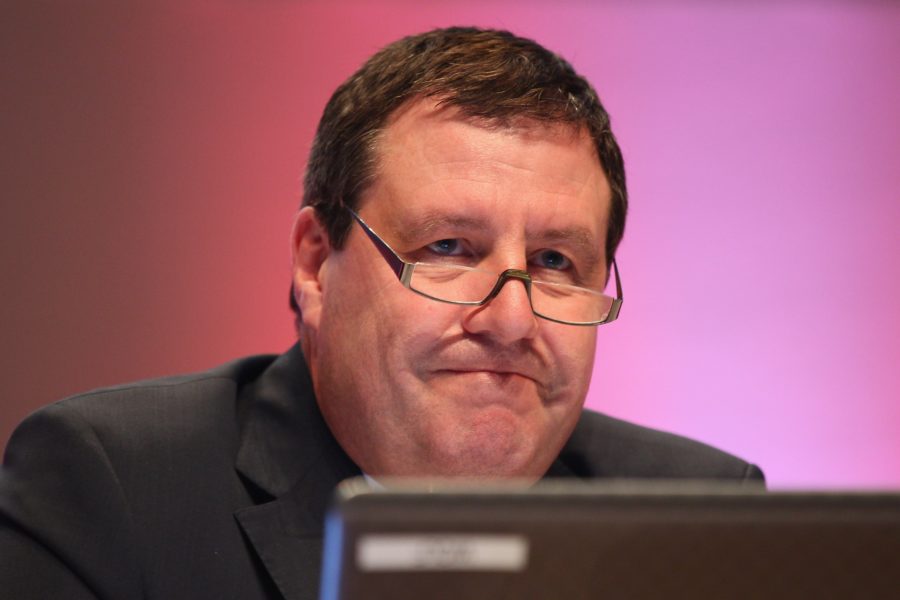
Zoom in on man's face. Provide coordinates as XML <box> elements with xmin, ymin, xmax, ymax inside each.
<box><xmin>292</xmin><ymin>100</ymin><xmax>612</xmax><ymax>480</ymax></box>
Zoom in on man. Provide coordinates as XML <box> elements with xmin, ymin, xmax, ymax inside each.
<box><xmin>1</xmin><ymin>28</ymin><xmax>762</xmax><ymax>600</ymax></box>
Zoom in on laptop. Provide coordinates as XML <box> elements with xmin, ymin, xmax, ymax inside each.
<box><xmin>319</xmin><ymin>478</ymin><xmax>900</xmax><ymax>599</ymax></box>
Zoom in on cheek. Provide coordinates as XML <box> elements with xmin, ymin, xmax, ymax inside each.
<box><xmin>320</xmin><ymin>253</ymin><xmax>397</xmax><ymax>334</ymax></box>
<box><xmin>314</xmin><ymin>263</ymin><xmax>386</xmax><ymax>372</ymax></box>
<box><xmin>372</xmin><ymin>284</ymin><xmax>463</xmax><ymax>343</ymax></box>
<box><xmin>547</xmin><ymin>328</ymin><xmax>597</xmax><ymax>396</ymax></box>
<box><xmin>319</xmin><ymin>265</ymin><xmax>451</xmax><ymax>373</ymax></box>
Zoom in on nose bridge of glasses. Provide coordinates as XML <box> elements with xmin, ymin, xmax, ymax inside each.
<box><xmin>482</xmin><ymin>268</ymin><xmax>533</xmax><ymax>304</ymax></box>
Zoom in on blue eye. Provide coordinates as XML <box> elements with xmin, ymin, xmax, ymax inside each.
<box><xmin>532</xmin><ymin>249</ymin><xmax>571</xmax><ymax>270</ymax></box>
<box><xmin>426</xmin><ymin>239</ymin><xmax>464</xmax><ymax>256</ymax></box>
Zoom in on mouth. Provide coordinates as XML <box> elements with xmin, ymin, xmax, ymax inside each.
<box><xmin>438</xmin><ymin>369</ymin><xmax>537</xmax><ymax>385</ymax></box>
<box><xmin>428</xmin><ymin>368</ymin><xmax>545</xmax><ymax>409</ymax></box>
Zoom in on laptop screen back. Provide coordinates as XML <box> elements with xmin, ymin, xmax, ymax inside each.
<box><xmin>320</xmin><ymin>479</ymin><xmax>900</xmax><ymax>600</ymax></box>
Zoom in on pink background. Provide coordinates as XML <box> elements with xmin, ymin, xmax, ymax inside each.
<box><xmin>2</xmin><ymin>1</ymin><xmax>898</xmax><ymax>488</ymax></box>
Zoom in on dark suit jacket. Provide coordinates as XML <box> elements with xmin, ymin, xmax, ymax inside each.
<box><xmin>1</xmin><ymin>344</ymin><xmax>763</xmax><ymax>600</ymax></box>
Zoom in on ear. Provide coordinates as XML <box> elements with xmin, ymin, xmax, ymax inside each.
<box><xmin>290</xmin><ymin>206</ymin><xmax>330</xmax><ymax>331</ymax></box>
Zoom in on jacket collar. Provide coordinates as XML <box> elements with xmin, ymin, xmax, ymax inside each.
<box><xmin>234</xmin><ymin>344</ymin><xmax>361</xmax><ymax>600</ymax></box>
<box><xmin>234</xmin><ymin>343</ymin><xmax>360</xmax><ymax>498</ymax></box>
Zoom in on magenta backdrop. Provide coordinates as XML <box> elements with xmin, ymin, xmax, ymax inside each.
<box><xmin>2</xmin><ymin>1</ymin><xmax>898</xmax><ymax>488</ymax></box>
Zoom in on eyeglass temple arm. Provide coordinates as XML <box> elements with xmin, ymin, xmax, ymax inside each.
<box><xmin>605</xmin><ymin>259</ymin><xmax>623</xmax><ymax>322</ymax></box>
<box><xmin>346</xmin><ymin>208</ymin><xmax>406</xmax><ymax>278</ymax></box>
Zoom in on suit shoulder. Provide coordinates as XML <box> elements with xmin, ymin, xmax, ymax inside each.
<box><xmin>0</xmin><ymin>353</ymin><xmax>280</xmax><ymax>599</ymax></box>
<box><xmin>6</xmin><ymin>353</ymin><xmax>279</xmax><ymax>464</ymax></box>
<box><xmin>61</xmin><ymin>352</ymin><xmax>277</xmax><ymax>404</ymax></box>
<box><xmin>560</xmin><ymin>410</ymin><xmax>764</xmax><ymax>482</ymax></box>
<box><xmin>49</xmin><ymin>353</ymin><xmax>275</xmax><ymax>424</ymax></box>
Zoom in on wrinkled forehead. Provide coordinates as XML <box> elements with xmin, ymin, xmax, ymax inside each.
<box><xmin>365</xmin><ymin>99</ymin><xmax>607</xmax><ymax>213</ymax></box>
<box><xmin>376</xmin><ymin>97</ymin><xmax>596</xmax><ymax>169</ymax></box>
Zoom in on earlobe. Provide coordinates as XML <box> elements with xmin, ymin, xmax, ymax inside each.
<box><xmin>291</xmin><ymin>206</ymin><xmax>330</xmax><ymax>328</ymax></box>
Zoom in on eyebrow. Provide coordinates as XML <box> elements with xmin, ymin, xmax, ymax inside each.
<box><xmin>390</xmin><ymin>213</ymin><xmax>490</xmax><ymax>245</ymax></box>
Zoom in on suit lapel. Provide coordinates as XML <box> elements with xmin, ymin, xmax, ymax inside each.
<box><xmin>543</xmin><ymin>457</ymin><xmax>579</xmax><ymax>478</ymax></box>
<box><xmin>235</xmin><ymin>449</ymin><xmax>359</xmax><ymax>600</ymax></box>
<box><xmin>233</xmin><ymin>344</ymin><xmax>361</xmax><ymax>600</ymax></box>
<box><xmin>235</xmin><ymin>501</ymin><xmax>323</xmax><ymax>600</ymax></box>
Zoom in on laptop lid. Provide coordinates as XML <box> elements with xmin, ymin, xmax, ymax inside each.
<box><xmin>320</xmin><ymin>479</ymin><xmax>900</xmax><ymax>600</ymax></box>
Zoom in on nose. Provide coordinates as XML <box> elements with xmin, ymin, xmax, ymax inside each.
<box><xmin>461</xmin><ymin>271</ymin><xmax>540</xmax><ymax>343</ymax></box>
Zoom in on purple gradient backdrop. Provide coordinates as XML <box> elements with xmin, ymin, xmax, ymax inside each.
<box><xmin>2</xmin><ymin>1</ymin><xmax>898</xmax><ymax>488</ymax></box>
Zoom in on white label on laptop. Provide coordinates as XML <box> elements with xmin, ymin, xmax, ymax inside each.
<box><xmin>356</xmin><ymin>534</ymin><xmax>529</xmax><ymax>572</ymax></box>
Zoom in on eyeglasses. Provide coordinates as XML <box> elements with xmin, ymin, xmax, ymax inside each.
<box><xmin>347</xmin><ymin>208</ymin><xmax>623</xmax><ymax>326</ymax></box>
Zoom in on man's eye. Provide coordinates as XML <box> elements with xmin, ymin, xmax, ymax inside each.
<box><xmin>532</xmin><ymin>249</ymin><xmax>572</xmax><ymax>271</ymax></box>
<box><xmin>426</xmin><ymin>239</ymin><xmax>465</xmax><ymax>256</ymax></box>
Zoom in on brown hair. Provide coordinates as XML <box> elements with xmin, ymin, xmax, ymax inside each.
<box><xmin>293</xmin><ymin>27</ymin><xmax>627</xmax><ymax>315</ymax></box>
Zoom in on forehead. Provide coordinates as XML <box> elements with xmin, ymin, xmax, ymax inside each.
<box><xmin>362</xmin><ymin>100</ymin><xmax>611</xmax><ymax>247</ymax></box>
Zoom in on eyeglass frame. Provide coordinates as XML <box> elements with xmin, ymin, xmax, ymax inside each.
<box><xmin>346</xmin><ymin>207</ymin><xmax>623</xmax><ymax>326</ymax></box>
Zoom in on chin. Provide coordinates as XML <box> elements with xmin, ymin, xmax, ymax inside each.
<box><xmin>440</xmin><ymin>456</ymin><xmax>546</xmax><ymax>481</ymax></box>
<box><xmin>428</xmin><ymin>420</ymin><xmax>547</xmax><ymax>480</ymax></box>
